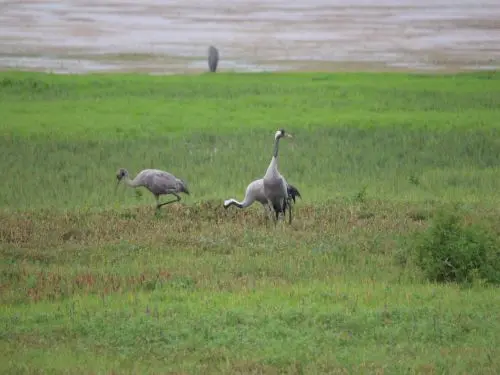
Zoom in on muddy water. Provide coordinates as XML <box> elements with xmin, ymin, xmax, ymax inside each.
<box><xmin>0</xmin><ymin>0</ymin><xmax>499</xmax><ymax>74</ymax></box>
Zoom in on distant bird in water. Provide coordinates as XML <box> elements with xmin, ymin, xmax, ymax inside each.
<box><xmin>263</xmin><ymin>129</ymin><xmax>293</xmax><ymax>223</ymax></box>
<box><xmin>208</xmin><ymin>45</ymin><xmax>219</xmax><ymax>73</ymax></box>
<box><xmin>224</xmin><ymin>178</ymin><xmax>301</xmax><ymax>223</ymax></box>
<box><xmin>115</xmin><ymin>168</ymin><xmax>189</xmax><ymax>211</ymax></box>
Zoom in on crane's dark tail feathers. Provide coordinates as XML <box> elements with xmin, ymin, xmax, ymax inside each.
<box><xmin>287</xmin><ymin>184</ymin><xmax>301</xmax><ymax>203</ymax></box>
<box><xmin>281</xmin><ymin>184</ymin><xmax>301</xmax><ymax>224</ymax></box>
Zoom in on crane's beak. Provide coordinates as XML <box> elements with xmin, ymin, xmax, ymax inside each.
<box><xmin>286</xmin><ymin>133</ymin><xmax>293</xmax><ymax>138</ymax></box>
<box><xmin>114</xmin><ymin>178</ymin><xmax>122</xmax><ymax>194</ymax></box>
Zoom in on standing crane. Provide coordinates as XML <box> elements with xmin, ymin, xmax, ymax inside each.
<box><xmin>263</xmin><ymin>129</ymin><xmax>293</xmax><ymax>222</ymax></box>
<box><xmin>115</xmin><ymin>168</ymin><xmax>189</xmax><ymax>211</ymax></box>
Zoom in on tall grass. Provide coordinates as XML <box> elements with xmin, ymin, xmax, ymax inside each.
<box><xmin>1</xmin><ymin>71</ymin><xmax>499</xmax><ymax>374</ymax></box>
<box><xmin>1</xmin><ymin>71</ymin><xmax>499</xmax><ymax>210</ymax></box>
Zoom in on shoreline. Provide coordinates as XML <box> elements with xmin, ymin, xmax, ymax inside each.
<box><xmin>0</xmin><ymin>1</ymin><xmax>499</xmax><ymax>74</ymax></box>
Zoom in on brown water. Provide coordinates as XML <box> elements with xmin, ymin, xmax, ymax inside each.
<box><xmin>0</xmin><ymin>0</ymin><xmax>499</xmax><ymax>74</ymax></box>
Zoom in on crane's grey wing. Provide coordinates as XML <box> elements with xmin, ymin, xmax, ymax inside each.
<box><xmin>280</xmin><ymin>175</ymin><xmax>288</xmax><ymax>196</ymax></box>
<box><xmin>132</xmin><ymin>169</ymin><xmax>158</xmax><ymax>186</ymax></box>
<box><xmin>150</xmin><ymin>171</ymin><xmax>178</xmax><ymax>195</ymax></box>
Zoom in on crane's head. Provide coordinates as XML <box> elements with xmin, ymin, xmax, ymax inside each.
<box><xmin>176</xmin><ymin>178</ymin><xmax>190</xmax><ymax>195</ymax></box>
<box><xmin>115</xmin><ymin>168</ymin><xmax>129</xmax><ymax>194</ymax></box>
<box><xmin>275</xmin><ymin>128</ymin><xmax>293</xmax><ymax>140</ymax></box>
<box><xmin>116</xmin><ymin>168</ymin><xmax>128</xmax><ymax>181</ymax></box>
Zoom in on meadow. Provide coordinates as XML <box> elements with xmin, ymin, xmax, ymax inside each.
<box><xmin>1</xmin><ymin>70</ymin><xmax>500</xmax><ymax>374</ymax></box>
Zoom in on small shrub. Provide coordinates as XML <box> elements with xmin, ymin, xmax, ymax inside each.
<box><xmin>410</xmin><ymin>210</ymin><xmax>500</xmax><ymax>285</ymax></box>
<box><xmin>408</xmin><ymin>174</ymin><xmax>420</xmax><ymax>186</ymax></box>
<box><xmin>353</xmin><ymin>185</ymin><xmax>368</xmax><ymax>204</ymax></box>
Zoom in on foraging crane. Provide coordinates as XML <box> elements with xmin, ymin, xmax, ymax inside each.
<box><xmin>263</xmin><ymin>129</ymin><xmax>293</xmax><ymax>222</ymax></box>
<box><xmin>115</xmin><ymin>168</ymin><xmax>189</xmax><ymax>211</ymax></box>
<box><xmin>223</xmin><ymin>178</ymin><xmax>301</xmax><ymax>223</ymax></box>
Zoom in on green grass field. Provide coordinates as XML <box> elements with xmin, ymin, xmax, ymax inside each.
<box><xmin>1</xmin><ymin>70</ymin><xmax>500</xmax><ymax>374</ymax></box>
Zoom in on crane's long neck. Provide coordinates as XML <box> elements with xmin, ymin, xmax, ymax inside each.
<box><xmin>123</xmin><ymin>175</ymin><xmax>141</xmax><ymax>188</ymax></box>
<box><xmin>224</xmin><ymin>198</ymin><xmax>248</xmax><ymax>209</ymax></box>
<box><xmin>224</xmin><ymin>185</ymin><xmax>258</xmax><ymax>209</ymax></box>
<box><xmin>264</xmin><ymin>136</ymin><xmax>280</xmax><ymax>178</ymax></box>
<box><xmin>272</xmin><ymin>136</ymin><xmax>280</xmax><ymax>158</ymax></box>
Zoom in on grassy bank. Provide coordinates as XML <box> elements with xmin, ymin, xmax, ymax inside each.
<box><xmin>0</xmin><ymin>71</ymin><xmax>499</xmax><ymax>210</ymax></box>
<box><xmin>1</xmin><ymin>71</ymin><xmax>499</xmax><ymax>374</ymax></box>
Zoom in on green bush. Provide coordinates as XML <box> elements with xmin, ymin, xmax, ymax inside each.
<box><xmin>411</xmin><ymin>210</ymin><xmax>500</xmax><ymax>285</ymax></box>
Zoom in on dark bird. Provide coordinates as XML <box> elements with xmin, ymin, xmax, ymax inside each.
<box><xmin>208</xmin><ymin>45</ymin><xmax>219</xmax><ymax>73</ymax></box>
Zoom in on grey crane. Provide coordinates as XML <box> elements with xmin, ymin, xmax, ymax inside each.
<box><xmin>208</xmin><ymin>45</ymin><xmax>219</xmax><ymax>73</ymax></box>
<box><xmin>115</xmin><ymin>168</ymin><xmax>189</xmax><ymax>211</ymax></box>
<box><xmin>263</xmin><ymin>129</ymin><xmax>293</xmax><ymax>222</ymax></box>
<box><xmin>223</xmin><ymin>178</ymin><xmax>301</xmax><ymax>223</ymax></box>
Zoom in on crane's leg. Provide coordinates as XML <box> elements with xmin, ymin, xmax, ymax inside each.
<box><xmin>282</xmin><ymin>198</ymin><xmax>288</xmax><ymax>221</ymax></box>
<box><xmin>279</xmin><ymin>198</ymin><xmax>287</xmax><ymax>222</ymax></box>
<box><xmin>157</xmin><ymin>193</ymin><xmax>181</xmax><ymax>209</ymax></box>
<box><xmin>266</xmin><ymin>200</ymin><xmax>278</xmax><ymax>225</ymax></box>
<box><xmin>288</xmin><ymin>198</ymin><xmax>293</xmax><ymax>224</ymax></box>
<box><xmin>154</xmin><ymin>195</ymin><xmax>161</xmax><ymax>212</ymax></box>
